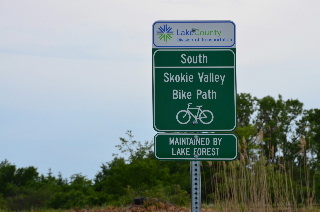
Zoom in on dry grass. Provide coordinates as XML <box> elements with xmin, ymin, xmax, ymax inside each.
<box><xmin>201</xmin><ymin>154</ymin><xmax>317</xmax><ymax>212</ymax></box>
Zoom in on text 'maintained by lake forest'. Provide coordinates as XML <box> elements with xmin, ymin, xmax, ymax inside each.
<box><xmin>155</xmin><ymin>133</ymin><xmax>238</xmax><ymax>160</ymax></box>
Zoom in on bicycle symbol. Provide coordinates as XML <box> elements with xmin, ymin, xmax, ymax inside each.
<box><xmin>176</xmin><ymin>103</ymin><xmax>214</xmax><ymax>124</ymax></box>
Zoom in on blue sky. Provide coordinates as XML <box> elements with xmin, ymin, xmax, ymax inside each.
<box><xmin>1</xmin><ymin>0</ymin><xmax>320</xmax><ymax>179</ymax></box>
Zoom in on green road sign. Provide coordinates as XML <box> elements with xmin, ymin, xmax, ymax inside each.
<box><xmin>154</xmin><ymin>133</ymin><xmax>238</xmax><ymax>161</ymax></box>
<box><xmin>152</xmin><ymin>49</ymin><xmax>236</xmax><ymax>132</ymax></box>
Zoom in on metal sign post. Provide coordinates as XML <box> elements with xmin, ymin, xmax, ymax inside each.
<box><xmin>191</xmin><ymin>161</ymin><xmax>201</xmax><ymax>212</ymax></box>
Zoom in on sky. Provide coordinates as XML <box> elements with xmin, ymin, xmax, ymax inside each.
<box><xmin>1</xmin><ymin>0</ymin><xmax>320</xmax><ymax>180</ymax></box>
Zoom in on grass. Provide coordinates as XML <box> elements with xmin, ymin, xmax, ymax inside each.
<box><xmin>201</xmin><ymin>153</ymin><xmax>317</xmax><ymax>212</ymax></box>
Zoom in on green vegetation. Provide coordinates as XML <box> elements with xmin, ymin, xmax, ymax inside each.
<box><xmin>0</xmin><ymin>93</ymin><xmax>319</xmax><ymax>211</ymax></box>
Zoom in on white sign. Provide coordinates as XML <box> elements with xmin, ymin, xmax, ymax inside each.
<box><xmin>153</xmin><ymin>20</ymin><xmax>235</xmax><ymax>48</ymax></box>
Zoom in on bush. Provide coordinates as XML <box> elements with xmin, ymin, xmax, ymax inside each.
<box><xmin>119</xmin><ymin>184</ymin><xmax>190</xmax><ymax>207</ymax></box>
<box><xmin>0</xmin><ymin>194</ymin><xmax>8</xmax><ymax>210</ymax></box>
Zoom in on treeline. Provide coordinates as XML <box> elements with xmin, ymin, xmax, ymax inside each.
<box><xmin>0</xmin><ymin>93</ymin><xmax>319</xmax><ymax>211</ymax></box>
<box><xmin>0</xmin><ymin>136</ymin><xmax>191</xmax><ymax>211</ymax></box>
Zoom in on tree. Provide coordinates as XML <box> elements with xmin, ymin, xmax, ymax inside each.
<box><xmin>49</xmin><ymin>173</ymin><xmax>96</xmax><ymax>209</ymax></box>
<box><xmin>296</xmin><ymin>108</ymin><xmax>320</xmax><ymax>171</ymax></box>
<box><xmin>237</xmin><ymin>93</ymin><xmax>256</xmax><ymax>127</ymax></box>
<box><xmin>0</xmin><ymin>160</ymin><xmax>16</xmax><ymax>197</ymax></box>
<box><xmin>14</xmin><ymin>166</ymin><xmax>39</xmax><ymax>187</ymax></box>
<box><xmin>235</xmin><ymin>93</ymin><xmax>260</xmax><ymax>162</ymax></box>
<box><xmin>255</xmin><ymin>95</ymin><xmax>303</xmax><ymax>164</ymax></box>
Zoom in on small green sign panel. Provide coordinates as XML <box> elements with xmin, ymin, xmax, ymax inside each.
<box><xmin>153</xmin><ymin>49</ymin><xmax>236</xmax><ymax>132</ymax></box>
<box><xmin>154</xmin><ymin>133</ymin><xmax>238</xmax><ymax>161</ymax></box>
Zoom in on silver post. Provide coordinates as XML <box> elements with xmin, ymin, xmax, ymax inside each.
<box><xmin>191</xmin><ymin>161</ymin><xmax>201</xmax><ymax>212</ymax></box>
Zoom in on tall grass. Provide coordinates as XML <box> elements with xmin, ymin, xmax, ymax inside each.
<box><xmin>202</xmin><ymin>146</ymin><xmax>317</xmax><ymax>211</ymax></box>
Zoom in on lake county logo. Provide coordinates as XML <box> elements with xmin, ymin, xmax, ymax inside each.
<box><xmin>157</xmin><ymin>24</ymin><xmax>173</xmax><ymax>42</ymax></box>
